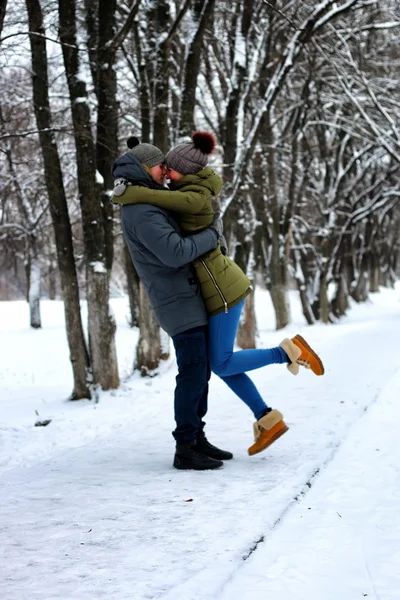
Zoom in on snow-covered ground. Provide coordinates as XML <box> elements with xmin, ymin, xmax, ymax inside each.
<box><xmin>1</xmin><ymin>285</ymin><xmax>399</xmax><ymax>600</ymax></box>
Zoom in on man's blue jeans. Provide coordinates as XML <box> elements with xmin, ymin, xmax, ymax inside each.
<box><xmin>172</xmin><ymin>325</ymin><xmax>210</xmax><ymax>444</ymax></box>
<box><xmin>209</xmin><ymin>300</ymin><xmax>288</xmax><ymax>420</ymax></box>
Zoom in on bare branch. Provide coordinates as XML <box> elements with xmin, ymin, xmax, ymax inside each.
<box><xmin>107</xmin><ymin>0</ymin><xmax>142</xmax><ymax>55</ymax></box>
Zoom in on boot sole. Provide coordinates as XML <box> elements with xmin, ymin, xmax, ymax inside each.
<box><xmin>294</xmin><ymin>334</ymin><xmax>325</xmax><ymax>375</ymax></box>
<box><xmin>248</xmin><ymin>422</ymin><xmax>289</xmax><ymax>456</ymax></box>
<box><xmin>173</xmin><ymin>458</ymin><xmax>223</xmax><ymax>470</ymax></box>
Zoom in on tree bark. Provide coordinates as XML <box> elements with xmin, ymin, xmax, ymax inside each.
<box><xmin>135</xmin><ymin>283</ymin><xmax>161</xmax><ymax>376</ymax></box>
<box><xmin>26</xmin><ymin>0</ymin><xmax>91</xmax><ymax>398</ymax></box>
<box><xmin>87</xmin><ymin>266</ymin><xmax>118</xmax><ymax>384</ymax></box>
<box><xmin>369</xmin><ymin>251</ymin><xmax>380</xmax><ymax>292</ymax></box>
<box><xmin>319</xmin><ymin>273</ymin><xmax>330</xmax><ymax>323</ymax></box>
<box><xmin>59</xmin><ymin>0</ymin><xmax>119</xmax><ymax>390</ymax></box>
<box><xmin>331</xmin><ymin>273</ymin><xmax>349</xmax><ymax>318</ymax></box>
<box><xmin>0</xmin><ymin>0</ymin><xmax>7</xmax><ymax>37</ymax></box>
<box><xmin>151</xmin><ymin>1</ymin><xmax>171</xmax><ymax>152</ymax></box>
<box><xmin>95</xmin><ymin>0</ymin><xmax>118</xmax><ymax>272</ymax></box>
<box><xmin>293</xmin><ymin>249</ymin><xmax>316</xmax><ymax>325</ymax></box>
<box><xmin>179</xmin><ymin>0</ymin><xmax>215</xmax><ymax>137</ymax></box>
<box><xmin>221</xmin><ymin>0</ymin><xmax>252</xmax><ymax>186</ymax></box>
<box><xmin>236</xmin><ymin>293</ymin><xmax>256</xmax><ymax>349</ymax></box>
<box><xmin>134</xmin><ymin>22</ymin><xmax>151</xmax><ymax>143</ymax></box>
<box><xmin>28</xmin><ymin>238</ymin><xmax>41</xmax><ymax>328</ymax></box>
<box><xmin>264</xmin><ymin>112</ymin><xmax>289</xmax><ymax>330</ymax></box>
<box><xmin>47</xmin><ymin>258</ymin><xmax>57</xmax><ymax>300</ymax></box>
<box><xmin>124</xmin><ymin>242</ymin><xmax>140</xmax><ymax>328</ymax></box>
<box><xmin>352</xmin><ymin>267</ymin><xmax>369</xmax><ymax>302</ymax></box>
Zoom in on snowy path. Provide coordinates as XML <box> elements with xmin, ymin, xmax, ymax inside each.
<box><xmin>1</xmin><ymin>289</ymin><xmax>400</xmax><ymax>599</ymax></box>
<box><xmin>219</xmin><ymin>369</ymin><xmax>400</xmax><ymax>600</ymax></box>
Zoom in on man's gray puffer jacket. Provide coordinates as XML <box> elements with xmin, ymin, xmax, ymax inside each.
<box><xmin>113</xmin><ymin>153</ymin><xmax>218</xmax><ymax>336</ymax></box>
<box><xmin>121</xmin><ymin>203</ymin><xmax>218</xmax><ymax>337</ymax></box>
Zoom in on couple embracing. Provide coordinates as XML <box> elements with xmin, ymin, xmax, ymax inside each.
<box><xmin>112</xmin><ymin>132</ymin><xmax>324</xmax><ymax>471</ymax></box>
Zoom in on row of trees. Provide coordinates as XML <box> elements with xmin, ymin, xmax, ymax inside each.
<box><xmin>0</xmin><ymin>0</ymin><xmax>399</xmax><ymax>399</ymax></box>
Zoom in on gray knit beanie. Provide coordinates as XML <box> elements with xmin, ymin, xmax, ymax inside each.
<box><xmin>165</xmin><ymin>132</ymin><xmax>216</xmax><ymax>175</ymax></box>
<box><xmin>127</xmin><ymin>136</ymin><xmax>165</xmax><ymax>168</ymax></box>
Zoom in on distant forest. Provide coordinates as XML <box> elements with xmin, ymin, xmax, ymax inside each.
<box><xmin>1</xmin><ymin>0</ymin><xmax>399</xmax><ymax>397</ymax></box>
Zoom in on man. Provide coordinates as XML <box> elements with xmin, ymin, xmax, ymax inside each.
<box><xmin>113</xmin><ymin>137</ymin><xmax>233</xmax><ymax>470</ymax></box>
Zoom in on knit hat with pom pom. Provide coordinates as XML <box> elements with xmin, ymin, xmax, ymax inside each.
<box><xmin>165</xmin><ymin>132</ymin><xmax>216</xmax><ymax>175</ymax></box>
<box><xmin>126</xmin><ymin>136</ymin><xmax>165</xmax><ymax>168</ymax></box>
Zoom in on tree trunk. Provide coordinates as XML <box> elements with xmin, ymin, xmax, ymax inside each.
<box><xmin>87</xmin><ymin>265</ymin><xmax>118</xmax><ymax>387</ymax></box>
<box><xmin>26</xmin><ymin>0</ymin><xmax>91</xmax><ymax>399</ymax></box>
<box><xmin>124</xmin><ymin>242</ymin><xmax>140</xmax><ymax>328</ymax></box>
<box><xmin>351</xmin><ymin>246</ymin><xmax>369</xmax><ymax>302</ymax></box>
<box><xmin>369</xmin><ymin>252</ymin><xmax>380</xmax><ymax>292</ymax></box>
<box><xmin>352</xmin><ymin>269</ymin><xmax>369</xmax><ymax>302</ymax></box>
<box><xmin>269</xmin><ymin>283</ymin><xmax>290</xmax><ymax>330</ymax></box>
<box><xmin>236</xmin><ymin>292</ymin><xmax>256</xmax><ymax>349</ymax></box>
<box><xmin>293</xmin><ymin>250</ymin><xmax>316</xmax><ymax>325</ymax></box>
<box><xmin>179</xmin><ymin>0</ymin><xmax>215</xmax><ymax>137</ymax></box>
<box><xmin>331</xmin><ymin>273</ymin><xmax>349</xmax><ymax>318</ymax></box>
<box><xmin>28</xmin><ymin>239</ymin><xmax>41</xmax><ymax>329</ymax></box>
<box><xmin>221</xmin><ymin>1</ymin><xmax>250</xmax><ymax>186</ymax></box>
<box><xmin>48</xmin><ymin>259</ymin><xmax>57</xmax><ymax>300</ymax></box>
<box><xmin>59</xmin><ymin>0</ymin><xmax>119</xmax><ymax>390</ymax></box>
<box><xmin>134</xmin><ymin>22</ymin><xmax>151</xmax><ymax>143</ymax></box>
<box><xmin>152</xmin><ymin>1</ymin><xmax>170</xmax><ymax>152</ymax></box>
<box><xmin>299</xmin><ymin>286</ymin><xmax>316</xmax><ymax>325</ymax></box>
<box><xmin>319</xmin><ymin>273</ymin><xmax>330</xmax><ymax>324</ymax></box>
<box><xmin>264</xmin><ymin>111</ymin><xmax>289</xmax><ymax>330</ymax></box>
<box><xmin>135</xmin><ymin>283</ymin><xmax>161</xmax><ymax>376</ymax></box>
<box><xmin>95</xmin><ymin>0</ymin><xmax>118</xmax><ymax>272</ymax></box>
<box><xmin>0</xmin><ymin>0</ymin><xmax>7</xmax><ymax>37</ymax></box>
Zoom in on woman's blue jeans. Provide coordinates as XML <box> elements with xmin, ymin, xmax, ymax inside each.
<box><xmin>209</xmin><ymin>300</ymin><xmax>288</xmax><ymax>420</ymax></box>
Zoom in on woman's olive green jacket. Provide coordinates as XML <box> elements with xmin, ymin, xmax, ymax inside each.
<box><xmin>112</xmin><ymin>167</ymin><xmax>251</xmax><ymax>316</ymax></box>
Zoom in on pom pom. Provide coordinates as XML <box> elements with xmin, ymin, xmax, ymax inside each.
<box><xmin>192</xmin><ymin>131</ymin><xmax>216</xmax><ymax>155</ymax></box>
<box><xmin>127</xmin><ymin>136</ymin><xmax>140</xmax><ymax>149</ymax></box>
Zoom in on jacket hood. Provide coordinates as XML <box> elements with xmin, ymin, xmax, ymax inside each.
<box><xmin>169</xmin><ymin>167</ymin><xmax>222</xmax><ymax>196</ymax></box>
<box><xmin>112</xmin><ymin>153</ymin><xmax>165</xmax><ymax>190</ymax></box>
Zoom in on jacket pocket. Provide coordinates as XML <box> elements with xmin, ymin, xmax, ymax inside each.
<box><xmin>153</xmin><ymin>274</ymin><xmax>176</xmax><ymax>304</ymax></box>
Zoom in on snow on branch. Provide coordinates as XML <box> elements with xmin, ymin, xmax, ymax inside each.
<box><xmin>224</xmin><ymin>0</ymin><xmax>361</xmax><ymax>214</ymax></box>
<box><xmin>337</xmin><ymin>73</ymin><xmax>400</xmax><ymax>163</ymax></box>
<box><xmin>0</xmin><ymin>223</ymin><xmax>31</xmax><ymax>236</ymax></box>
<box><xmin>351</xmin><ymin>192</ymin><xmax>400</xmax><ymax>225</ymax></box>
<box><xmin>0</xmin><ymin>127</ymin><xmax>70</xmax><ymax>140</ymax></box>
<box><xmin>107</xmin><ymin>0</ymin><xmax>142</xmax><ymax>56</ymax></box>
<box><xmin>354</xmin><ymin>21</ymin><xmax>400</xmax><ymax>32</ymax></box>
<box><xmin>0</xmin><ymin>30</ymin><xmax>81</xmax><ymax>51</ymax></box>
<box><xmin>314</xmin><ymin>0</ymin><xmax>369</xmax><ymax>30</ymax></box>
<box><xmin>160</xmin><ymin>0</ymin><xmax>192</xmax><ymax>48</ymax></box>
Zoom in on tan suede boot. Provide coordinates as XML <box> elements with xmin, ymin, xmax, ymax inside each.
<box><xmin>280</xmin><ymin>335</ymin><xmax>324</xmax><ymax>376</ymax></box>
<box><xmin>248</xmin><ymin>409</ymin><xmax>289</xmax><ymax>456</ymax></box>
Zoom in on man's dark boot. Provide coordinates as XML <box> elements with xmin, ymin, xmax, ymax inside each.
<box><xmin>196</xmin><ymin>433</ymin><xmax>233</xmax><ymax>461</ymax></box>
<box><xmin>173</xmin><ymin>442</ymin><xmax>223</xmax><ymax>470</ymax></box>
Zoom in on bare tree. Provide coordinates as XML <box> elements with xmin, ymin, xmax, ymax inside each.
<box><xmin>58</xmin><ymin>0</ymin><xmax>119</xmax><ymax>390</ymax></box>
<box><xmin>1</xmin><ymin>0</ymin><xmax>399</xmax><ymax>382</ymax></box>
<box><xmin>25</xmin><ymin>0</ymin><xmax>91</xmax><ymax>397</ymax></box>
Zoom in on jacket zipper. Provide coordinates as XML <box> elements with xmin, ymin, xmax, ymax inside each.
<box><xmin>199</xmin><ymin>257</ymin><xmax>228</xmax><ymax>313</ymax></box>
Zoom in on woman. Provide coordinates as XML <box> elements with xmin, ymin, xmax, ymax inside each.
<box><xmin>112</xmin><ymin>132</ymin><xmax>324</xmax><ymax>456</ymax></box>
